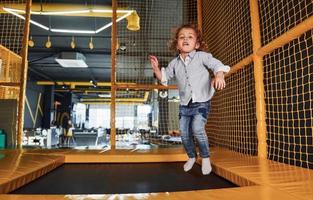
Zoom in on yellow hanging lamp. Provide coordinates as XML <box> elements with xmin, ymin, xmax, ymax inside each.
<box><xmin>126</xmin><ymin>11</ymin><xmax>140</xmax><ymax>31</ymax></box>
<box><xmin>71</xmin><ymin>36</ymin><xmax>76</xmax><ymax>49</ymax></box>
<box><xmin>28</xmin><ymin>36</ymin><xmax>34</xmax><ymax>47</ymax></box>
<box><xmin>89</xmin><ymin>37</ymin><xmax>94</xmax><ymax>50</ymax></box>
<box><xmin>45</xmin><ymin>36</ymin><xmax>52</xmax><ymax>48</ymax></box>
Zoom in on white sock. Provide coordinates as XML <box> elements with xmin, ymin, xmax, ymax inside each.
<box><xmin>202</xmin><ymin>157</ymin><xmax>212</xmax><ymax>175</ymax></box>
<box><xmin>183</xmin><ymin>158</ymin><xmax>196</xmax><ymax>172</ymax></box>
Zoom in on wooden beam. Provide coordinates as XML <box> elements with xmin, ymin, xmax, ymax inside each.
<box><xmin>0</xmin><ymin>82</ymin><xmax>20</xmax><ymax>87</ymax></box>
<box><xmin>116</xmin><ymin>83</ymin><xmax>177</xmax><ymax>90</ymax></box>
<box><xmin>110</xmin><ymin>0</ymin><xmax>117</xmax><ymax>149</ymax></box>
<box><xmin>80</xmin><ymin>92</ymin><xmax>149</xmax><ymax>102</ymax></box>
<box><xmin>37</xmin><ymin>81</ymin><xmax>178</xmax><ymax>90</ymax></box>
<box><xmin>197</xmin><ymin>0</ymin><xmax>203</xmax><ymax>31</ymax></box>
<box><xmin>225</xmin><ymin>55</ymin><xmax>253</xmax><ymax>78</ymax></box>
<box><xmin>80</xmin><ymin>102</ymin><xmax>145</xmax><ymax>105</ymax></box>
<box><xmin>17</xmin><ymin>0</ymin><xmax>32</xmax><ymax>147</ymax></box>
<box><xmin>257</xmin><ymin>13</ymin><xmax>313</xmax><ymax>57</ymax></box>
<box><xmin>250</xmin><ymin>0</ymin><xmax>267</xmax><ymax>159</ymax></box>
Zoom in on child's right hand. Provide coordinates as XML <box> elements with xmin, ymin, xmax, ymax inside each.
<box><xmin>149</xmin><ymin>55</ymin><xmax>159</xmax><ymax>71</ymax></box>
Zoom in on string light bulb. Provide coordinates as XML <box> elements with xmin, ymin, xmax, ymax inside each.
<box><xmin>28</xmin><ymin>36</ymin><xmax>34</xmax><ymax>47</ymax></box>
<box><xmin>45</xmin><ymin>36</ymin><xmax>51</xmax><ymax>48</ymax></box>
<box><xmin>89</xmin><ymin>37</ymin><xmax>94</xmax><ymax>50</ymax></box>
<box><xmin>71</xmin><ymin>36</ymin><xmax>76</xmax><ymax>49</ymax></box>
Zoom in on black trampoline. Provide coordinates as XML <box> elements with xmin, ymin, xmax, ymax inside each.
<box><xmin>12</xmin><ymin>163</ymin><xmax>237</xmax><ymax>194</ymax></box>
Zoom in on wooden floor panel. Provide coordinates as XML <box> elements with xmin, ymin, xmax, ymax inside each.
<box><xmin>0</xmin><ymin>151</ymin><xmax>64</xmax><ymax>194</ymax></box>
<box><xmin>271</xmin><ymin>180</ymin><xmax>313</xmax><ymax>200</ymax></box>
<box><xmin>0</xmin><ymin>186</ymin><xmax>304</xmax><ymax>200</ymax></box>
<box><xmin>210</xmin><ymin>148</ymin><xmax>313</xmax><ymax>200</ymax></box>
<box><xmin>0</xmin><ymin>147</ymin><xmax>312</xmax><ymax>199</ymax></box>
<box><xmin>22</xmin><ymin>148</ymin><xmax>188</xmax><ymax>163</ymax></box>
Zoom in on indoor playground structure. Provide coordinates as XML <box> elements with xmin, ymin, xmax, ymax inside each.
<box><xmin>0</xmin><ymin>0</ymin><xmax>312</xmax><ymax>199</ymax></box>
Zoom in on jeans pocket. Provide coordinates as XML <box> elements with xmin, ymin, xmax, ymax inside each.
<box><xmin>198</xmin><ymin>107</ymin><xmax>208</xmax><ymax>120</ymax></box>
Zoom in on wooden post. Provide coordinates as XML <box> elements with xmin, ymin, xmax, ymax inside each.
<box><xmin>17</xmin><ymin>0</ymin><xmax>32</xmax><ymax>147</ymax></box>
<box><xmin>250</xmin><ymin>0</ymin><xmax>267</xmax><ymax>159</ymax></box>
<box><xmin>197</xmin><ymin>0</ymin><xmax>202</xmax><ymax>31</ymax></box>
<box><xmin>110</xmin><ymin>0</ymin><xmax>117</xmax><ymax>149</ymax></box>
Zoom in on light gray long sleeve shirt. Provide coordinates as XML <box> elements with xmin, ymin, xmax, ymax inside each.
<box><xmin>161</xmin><ymin>50</ymin><xmax>230</xmax><ymax>105</ymax></box>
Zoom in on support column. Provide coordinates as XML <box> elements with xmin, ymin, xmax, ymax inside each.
<box><xmin>250</xmin><ymin>0</ymin><xmax>267</xmax><ymax>159</ymax></box>
<box><xmin>17</xmin><ymin>0</ymin><xmax>32</xmax><ymax>147</ymax></box>
<box><xmin>110</xmin><ymin>0</ymin><xmax>117</xmax><ymax>149</ymax></box>
<box><xmin>197</xmin><ymin>0</ymin><xmax>202</xmax><ymax>31</ymax></box>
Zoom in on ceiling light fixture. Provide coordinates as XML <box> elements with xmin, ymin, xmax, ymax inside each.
<box><xmin>4</xmin><ymin>7</ymin><xmax>133</xmax><ymax>15</ymax></box>
<box><xmin>126</xmin><ymin>11</ymin><xmax>140</xmax><ymax>31</ymax></box>
<box><xmin>45</xmin><ymin>36</ymin><xmax>52</xmax><ymax>48</ymax></box>
<box><xmin>3</xmin><ymin>7</ymin><xmax>138</xmax><ymax>34</ymax></box>
<box><xmin>3</xmin><ymin>7</ymin><xmax>49</xmax><ymax>30</ymax></box>
<box><xmin>55</xmin><ymin>52</ymin><xmax>88</xmax><ymax>68</ymax></box>
<box><xmin>28</xmin><ymin>36</ymin><xmax>34</xmax><ymax>47</ymax></box>
<box><xmin>34</xmin><ymin>10</ymin><xmax>90</xmax><ymax>15</ymax></box>
<box><xmin>98</xmin><ymin>93</ymin><xmax>111</xmax><ymax>98</ymax></box>
<box><xmin>3</xmin><ymin>7</ymin><xmax>91</xmax><ymax>15</ymax></box>
<box><xmin>93</xmin><ymin>11</ymin><xmax>133</xmax><ymax>33</ymax></box>
<box><xmin>89</xmin><ymin>37</ymin><xmax>94</xmax><ymax>50</ymax></box>
<box><xmin>92</xmin><ymin>9</ymin><xmax>131</xmax><ymax>14</ymax></box>
<box><xmin>50</xmin><ymin>29</ymin><xmax>96</xmax><ymax>34</ymax></box>
<box><xmin>70</xmin><ymin>36</ymin><xmax>76</xmax><ymax>49</ymax></box>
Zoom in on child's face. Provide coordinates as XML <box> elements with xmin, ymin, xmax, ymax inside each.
<box><xmin>177</xmin><ymin>28</ymin><xmax>199</xmax><ymax>54</ymax></box>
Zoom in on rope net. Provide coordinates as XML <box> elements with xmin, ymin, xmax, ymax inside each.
<box><xmin>202</xmin><ymin>0</ymin><xmax>252</xmax><ymax>66</ymax></box>
<box><xmin>259</xmin><ymin>0</ymin><xmax>313</xmax><ymax>46</ymax></box>
<box><xmin>113</xmin><ymin>0</ymin><xmax>197</xmax><ymax>149</ymax></box>
<box><xmin>264</xmin><ymin>31</ymin><xmax>313</xmax><ymax>168</ymax></box>
<box><xmin>259</xmin><ymin>0</ymin><xmax>313</xmax><ymax>169</ymax></box>
<box><xmin>0</xmin><ymin>0</ymin><xmax>24</xmax><ymax>100</ymax></box>
<box><xmin>202</xmin><ymin>0</ymin><xmax>257</xmax><ymax>155</ymax></box>
<box><xmin>203</xmin><ymin>0</ymin><xmax>312</xmax><ymax>169</ymax></box>
<box><xmin>0</xmin><ymin>0</ymin><xmax>25</xmax><ymax>54</ymax></box>
<box><xmin>206</xmin><ymin>64</ymin><xmax>257</xmax><ymax>155</ymax></box>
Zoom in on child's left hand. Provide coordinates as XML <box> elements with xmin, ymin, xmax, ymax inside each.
<box><xmin>211</xmin><ymin>72</ymin><xmax>226</xmax><ymax>90</ymax></box>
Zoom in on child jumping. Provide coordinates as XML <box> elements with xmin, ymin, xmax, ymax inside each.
<box><xmin>149</xmin><ymin>24</ymin><xmax>230</xmax><ymax>175</ymax></box>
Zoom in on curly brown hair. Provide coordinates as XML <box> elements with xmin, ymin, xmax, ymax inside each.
<box><xmin>168</xmin><ymin>24</ymin><xmax>208</xmax><ymax>54</ymax></box>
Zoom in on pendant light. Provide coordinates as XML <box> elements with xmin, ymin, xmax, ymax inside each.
<box><xmin>89</xmin><ymin>37</ymin><xmax>94</xmax><ymax>50</ymax></box>
<box><xmin>71</xmin><ymin>36</ymin><xmax>76</xmax><ymax>49</ymax></box>
<box><xmin>28</xmin><ymin>36</ymin><xmax>34</xmax><ymax>47</ymax></box>
<box><xmin>126</xmin><ymin>11</ymin><xmax>140</xmax><ymax>31</ymax></box>
<box><xmin>45</xmin><ymin>36</ymin><xmax>52</xmax><ymax>48</ymax></box>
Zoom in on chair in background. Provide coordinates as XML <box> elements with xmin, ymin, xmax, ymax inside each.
<box><xmin>95</xmin><ymin>127</ymin><xmax>106</xmax><ymax>146</ymax></box>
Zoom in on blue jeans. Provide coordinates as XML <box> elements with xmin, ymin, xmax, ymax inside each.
<box><xmin>179</xmin><ymin>101</ymin><xmax>211</xmax><ymax>158</ymax></box>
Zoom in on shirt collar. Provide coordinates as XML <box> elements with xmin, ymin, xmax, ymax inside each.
<box><xmin>177</xmin><ymin>50</ymin><xmax>197</xmax><ymax>60</ymax></box>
